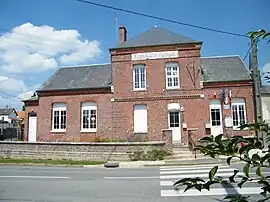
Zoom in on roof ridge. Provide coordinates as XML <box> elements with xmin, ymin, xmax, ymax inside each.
<box><xmin>59</xmin><ymin>63</ymin><xmax>111</xmax><ymax>69</ymax></box>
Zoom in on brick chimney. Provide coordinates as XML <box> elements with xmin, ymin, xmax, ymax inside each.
<box><xmin>119</xmin><ymin>26</ymin><xmax>127</xmax><ymax>44</ymax></box>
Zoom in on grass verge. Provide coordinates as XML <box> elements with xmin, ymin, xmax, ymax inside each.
<box><xmin>0</xmin><ymin>158</ymin><xmax>105</xmax><ymax>166</ymax></box>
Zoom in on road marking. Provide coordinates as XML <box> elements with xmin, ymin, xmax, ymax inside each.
<box><xmin>160</xmin><ymin>165</ymin><xmax>229</xmax><ymax>171</ymax></box>
<box><xmin>160</xmin><ymin>168</ymin><xmax>234</xmax><ymax>175</ymax></box>
<box><xmin>0</xmin><ymin>176</ymin><xmax>70</xmax><ymax>179</ymax></box>
<box><xmin>160</xmin><ymin>171</ymin><xmax>270</xmax><ymax>179</ymax></box>
<box><xmin>159</xmin><ymin>164</ymin><xmax>225</xmax><ymax>170</ymax></box>
<box><xmin>105</xmin><ymin>176</ymin><xmax>160</xmax><ymax>180</ymax></box>
<box><xmin>160</xmin><ymin>179</ymin><xmax>260</xmax><ymax>186</ymax></box>
<box><xmin>160</xmin><ymin>172</ymin><xmax>244</xmax><ymax>179</ymax></box>
<box><xmin>161</xmin><ymin>187</ymin><xmax>262</xmax><ymax>197</ymax></box>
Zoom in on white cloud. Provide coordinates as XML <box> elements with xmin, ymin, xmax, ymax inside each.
<box><xmin>0</xmin><ymin>22</ymin><xmax>102</xmax><ymax>73</ymax></box>
<box><xmin>0</xmin><ymin>75</ymin><xmax>40</xmax><ymax>110</ymax></box>
<box><xmin>0</xmin><ymin>76</ymin><xmax>26</xmax><ymax>92</ymax></box>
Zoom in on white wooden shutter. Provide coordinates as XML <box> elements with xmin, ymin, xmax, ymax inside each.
<box><xmin>134</xmin><ymin>105</ymin><xmax>147</xmax><ymax>133</ymax></box>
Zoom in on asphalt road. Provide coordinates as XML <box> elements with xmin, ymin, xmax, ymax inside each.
<box><xmin>0</xmin><ymin>163</ymin><xmax>267</xmax><ymax>202</ymax></box>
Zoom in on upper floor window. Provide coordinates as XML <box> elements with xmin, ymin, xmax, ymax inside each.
<box><xmin>81</xmin><ymin>102</ymin><xmax>97</xmax><ymax>132</ymax></box>
<box><xmin>231</xmin><ymin>98</ymin><xmax>246</xmax><ymax>129</ymax></box>
<box><xmin>133</xmin><ymin>64</ymin><xmax>146</xmax><ymax>90</ymax></box>
<box><xmin>52</xmin><ymin>103</ymin><xmax>66</xmax><ymax>132</ymax></box>
<box><xmin>166</xmin><ymin>62</ymin><xmax>180</xmax><ymax>89</ymax></box>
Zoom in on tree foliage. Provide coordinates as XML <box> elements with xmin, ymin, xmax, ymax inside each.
<box><xmin>174</xmin><ymin>122</ymin><xmax>270</xmax><ymax>202</ymax></box>
<box><xmin>247</xmin><ymin>29</ymin><xmax>270</xmax><ymax>43</ymax></box>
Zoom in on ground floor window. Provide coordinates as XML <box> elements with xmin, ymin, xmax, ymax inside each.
<box><xmin>81</xmin><ymin>102</ymin><xmax>97</xmax><ymax>132</ymax></box>
<box><xmin>231</xmin><ymin>98</ymin><xmax>246</xmax><ymax>128</ymax></box>
<box><xmin>52</xmin><ymin>103</ymin><xmax>66</xmax><ymax>132</ymax></box>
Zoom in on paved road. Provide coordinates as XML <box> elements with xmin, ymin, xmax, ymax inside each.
<box><xmin>0</xmin><ymin>163</ymin><xmax>267</xmax><ymax>202</ymax></box>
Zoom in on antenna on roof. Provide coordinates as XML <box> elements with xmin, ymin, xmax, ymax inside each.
<box><xmin>114</xmin><ymin>11</ymin><xmax>119</xmax><ymax>44</ymax></box>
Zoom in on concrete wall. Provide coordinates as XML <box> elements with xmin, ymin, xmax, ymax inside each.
<box><xmin>0</xmin><ymin>141</ymin><xmax>166</xmax><ymax>162</ymax></box>
<box><xmin>262</xmin><ymin>96</ymin><xmax>270</xmax><ymax>124</ymax></box>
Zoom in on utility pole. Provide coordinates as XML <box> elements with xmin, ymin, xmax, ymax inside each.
<box><xmin>250</xmin><ymin>37</ymin><xmax>264</xmax><ymax>146</ymax></box>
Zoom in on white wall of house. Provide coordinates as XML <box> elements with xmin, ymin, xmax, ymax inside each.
<box><xmin>1</xmin><ymin>115</ymin><xmax>11</xmax><ymax>123</ymax></box>
<box><xmin>262</xmin><ymin>96</ymin><xmax>270</xmax><ymax>124</ymax></box>
<box><xmin>0</xmin><ymin>111</ymin><xmax>17</xmax><ymax>123</ymax></box>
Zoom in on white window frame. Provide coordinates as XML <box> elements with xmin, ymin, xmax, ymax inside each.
<box><xmin>52</xmin><ymin>103</ymin><xmax>67</xmax><ymax>132</ymax></box>
<box><xmin>231</xmin><ymin>98</ymin><xmax>247</xmax><ymax>130</ymax></box>
<box><xmin>81</xmin><ymin>102</ymin><xmax>97</xmax><ymax>132</ymax></box>
<box><xmin>165</xmin><ymin>62</ymin><xmax>180</xmax><ymax>89</ymax></box>
<box><xmin>133</xmin><ymin>64</ymin><xmax>146</xmax><ymax>91</ymax></box>
<box><xmin>133</xmin><ymin>104</ymin><xmax>148</xmax><ymax>133</ymax></box>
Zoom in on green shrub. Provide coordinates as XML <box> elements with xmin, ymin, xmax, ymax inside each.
<box><xmin>129</xmin><ymin>149</ymin><xmax>172</xmax><ymax>161</ymax></box>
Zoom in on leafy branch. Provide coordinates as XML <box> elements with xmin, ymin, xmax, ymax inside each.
<box><xmin>174</xmin><ymin>122</ymin><xmax>270</xmax><ymax>202</ymax></box>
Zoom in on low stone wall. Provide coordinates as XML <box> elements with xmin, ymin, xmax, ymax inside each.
<box><xmin>0</xmin><ymin>141</ymin><xmax>165</xmax><ymax>162</ymax></box>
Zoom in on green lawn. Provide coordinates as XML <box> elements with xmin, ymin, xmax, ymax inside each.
<box><xmin>0</xmin><ymin>158</ymin><xmax>105</xmax><ymax>166</ymax></box>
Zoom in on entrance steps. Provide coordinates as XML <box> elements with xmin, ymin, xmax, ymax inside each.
<box><xmin>164</xmin><ymin>145</ymin><xmax>216</xmax><ymax>165</ymax></box>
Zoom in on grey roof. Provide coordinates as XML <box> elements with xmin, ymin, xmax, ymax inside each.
<box><xmin>261</xmin><ymin>85</ymin><xmax>270</xmax><ymax>94</ymax></box>
<box><xmin>201</xmin><ymin>56</ymin><xmax>252</xmax><ymax>82</ymax></box>
<box><xmin>22</xmin><ymin>96</ymin><xmax>38</xmax><ymax>102</ymax></box>
<box><xmin>117</xmin><ymin>27</ymin><xmax>201</xmax><ymax>49</ymax></box>
<box><xmin>38</xmin><ymin>64</ymin><xmax>111</xmax><ymax>92</ymax></box>
<box><xmin>0</xmin><ymin>108</ymin><xmax>13</xmax><ymax>115</ymax></box>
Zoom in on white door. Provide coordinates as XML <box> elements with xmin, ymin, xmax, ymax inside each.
<box><xmin>28</xmin><ymin>116</ymin><xmax>37</xmax><ymax>142</ymax></box>
<box><xmin>210</xmin><ymin>101</ymin><xmax>223</xmax><ymax>137</ymax></box>
<box><xmin>169</xmin><ymin>111</ymin><xmax>181</xmax><ymax>143</ymax></box>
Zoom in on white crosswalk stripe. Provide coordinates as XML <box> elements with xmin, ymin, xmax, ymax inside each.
<box><xmin>159</xmin><ymin>163</ymin><xmax>261</xmax><ymax>197</ymax></box>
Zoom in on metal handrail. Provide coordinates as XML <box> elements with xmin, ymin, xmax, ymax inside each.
<box><xmin>188</xmin><ymin>131</ymin><xmax>197</xmax><ymax>159</ymax></box>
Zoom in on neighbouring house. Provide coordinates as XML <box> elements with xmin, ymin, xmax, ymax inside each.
<box><xmin>261</xmin><ymin>85</ymin><xmax>270</xmax><ymax>124</ymax></box>
<box><xmin>0</xmin><ymin>108</ymin><xmax>18</xmax><ymax>123</ymax></box>
<box><xmin>23</xmin><ymin>26</ymin><xmax>254</xmax><ymax>144</ymax></box>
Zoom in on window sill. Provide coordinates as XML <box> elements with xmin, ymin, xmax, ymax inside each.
<box><xmin>80</xmin><ymin>129</ymin><xmax>97</xmax><ymax>133</ymax></box>
<box><xmin>166</xmin><ymin>87</ymin><xmax>180</xmax><ymax>90</ymax></box>
<box><xmin>133</xmin><ymin>88</ymin><xmax>146</xmax><ymax>92</ymax></box>
<box><xmin>51</xmin><ymin>129</ymin><xmax>66</xmax><ymax>133</ymax></box>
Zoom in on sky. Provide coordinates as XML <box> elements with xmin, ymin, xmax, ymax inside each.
<box><xmin>0</xmin><ymin>0</ymin><xmax>269</xmax><ymax>110</ymax></box>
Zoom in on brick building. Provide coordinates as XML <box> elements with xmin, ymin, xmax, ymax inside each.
<box><xmin>23</xmin><ymin>26</ymin><xmax>254</xmax><ymax>144</ymax></box>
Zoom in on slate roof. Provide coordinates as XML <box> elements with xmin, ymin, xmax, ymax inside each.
<box><xmin>22</xmin><ymin>96</ymin><xmax>38</xmax><ymax>102</ymax></box>
<box><xmin>38</xmin><ymin>64</ymin><xmax>111</xmax><ymax>92</ymax></box>
<box><xmin>0</xmin><ymin>108</ymin><xmax>14</xmax><ymax>115</ymax></box>
<box><xmin>117</xmin><ymin>27</ymin><xmax>201</xmax><ymax>49</ymax></box>
<box><xmin>201</xmin><ymin>56</ymin><xmax>252</xmax><ymax>82</ymax></box>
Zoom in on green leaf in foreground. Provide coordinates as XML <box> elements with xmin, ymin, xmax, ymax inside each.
<box><xmin>209</xmin><ymin>166</ymin><xmax>218</xmax><ymax>181</ymax></box>
<box><xmin>243</xmin><ymin>163</ymin><xmax>250</xmax><ymax>178</ymax></box>
<box><xmin>227</xmin><ymin>156</ymin><xmax>233</xmax><ymax>165</ymax></box>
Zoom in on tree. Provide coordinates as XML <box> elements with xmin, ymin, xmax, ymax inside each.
<box><xmin>174</xmin><ymin>30</ymin><xmax>270</xmax><ymax>202</ymax></box>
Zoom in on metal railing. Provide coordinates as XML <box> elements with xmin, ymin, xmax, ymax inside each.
<box><xmin>188</xmin><ymin>131</ymin><xmax>197</xmax><ymax>159</ymax></box>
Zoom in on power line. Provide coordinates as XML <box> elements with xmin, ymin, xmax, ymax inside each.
<box><xmin>243</xmin><ymin>44</ymin><xmax>253</xmax><ymax>61</ymax></box>
<box><xmin>0</xmin><ymin>90</ymin><xmax>20</xmax><ymax>100</ymax></box>
<box><xmin>75</xmin><ymin>0</ymin><xmax>248</xmax><ymax>38</ymax></box>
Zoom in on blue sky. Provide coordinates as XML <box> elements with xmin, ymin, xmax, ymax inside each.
<box><xmin>0</xmin><ymin>0</ymin><xmax>269</xmax><ymax>109</ymax></box>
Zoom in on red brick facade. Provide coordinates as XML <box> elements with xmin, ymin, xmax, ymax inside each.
<box><xmin>24</xmin><ymin>29</ymin><xmax>254</xmax><ymax>144</ymax></box>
